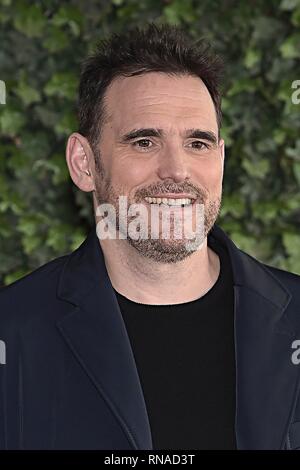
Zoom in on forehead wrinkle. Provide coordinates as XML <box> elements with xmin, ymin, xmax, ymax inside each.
<box><xmin>124</xmin><ymin>94</ymin><xmax>210</xmax><ymax>105</ymax></box>
<box><xmin>127</xmin><ymin>108</ymin><xmax>205</xmax><ymax>117</ymax></box>
<box><xmin>107</xmin><ymin>72</ymin><xmax>210</xmax><ymax>100</ymax></box>
<box><xmin>106</xmin><ymin>75</ymin><xmax>216</xmax><ymax>123</ymax></box>
<box><xmin>127</xmin><ymin>101</ymin><xmax>207</xmax><ymax>110</ymax></box>
<box><xmin>121</xmin><ymin>102</ymin><xmax>215</xmax><ymax>118</ymax></box>
<box><xmin>116</xmin><ymin>86</ymin><xmax>212</xmax><ymax>107</ymax></box>
<box><xmin>128</xmin><ymin>89</ymin><xmax>208</xmax><ymax>98</ymax></box>
<box><xmin>119</xmin><ymin>109</ymin><xmax>218</xmax><ymax>129</ymax></box>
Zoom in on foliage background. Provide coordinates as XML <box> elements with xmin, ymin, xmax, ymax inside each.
<box><xmin>0</xmin><ymin>0</ymin><xmax>300</xmax><ymax>286</ymax></box>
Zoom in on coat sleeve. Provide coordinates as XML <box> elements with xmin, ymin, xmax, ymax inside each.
<box><xmin>0</xmin><ymin>318</ymin><xmax>7</xmax><ymax>448</ymax></box>
<box><xmin>0</xmin><ymin>285</ymin><xmax>21</xmax><ymax>450</ymax></box>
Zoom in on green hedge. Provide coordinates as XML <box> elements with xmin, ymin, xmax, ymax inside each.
<box><xmin>0</xmin><ymin>0</ymin><xmax>300</xmax><ymax>285</ymax></box>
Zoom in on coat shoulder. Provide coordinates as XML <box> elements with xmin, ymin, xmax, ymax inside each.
<box><xmin>260</xmin><ymin>262</ymin><xmax>300</xmax><ymax>333</ymax></box>
<box><xmin>261</xmin><ymin>262</ymin><xmax>300</xmax><ymax>293</ymax></box>
<box><xmin>0</xmin><ymin>254</ymin><xmax>70</xmax><ymax>327</ymax></box>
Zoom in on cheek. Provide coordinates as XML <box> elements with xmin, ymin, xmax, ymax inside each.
<box><xmin>193</xmin><ymin>159</ymin><xmax>223</xmax><ymax>191</ymax></box>
<box><xmin>112</xmin><ymin>155</ymin><xmax>151</xmax><ymax>185</ymax></box>
<box><xmin>126</xmin><ymin>163</ymin><xmax>148</xmax><ymax>182</ymax></box>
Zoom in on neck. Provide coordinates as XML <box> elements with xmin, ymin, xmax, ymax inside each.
<box><xmin>98</xmin><ymin>236</ymin><xmax>220</xmax><ymax>305</ymax></box>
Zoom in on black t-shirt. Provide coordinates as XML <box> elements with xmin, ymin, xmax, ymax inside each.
<box><xmin>113</xmin><ymin>236</ymin><xmax>236</xmax><ymax>450</ymax></box>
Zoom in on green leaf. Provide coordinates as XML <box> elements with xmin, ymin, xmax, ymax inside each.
<box><xmin>45</xmin><ymin>224</ymin><xmax>70</xmax><ymax>251</ymax></box>
<box><xmin>22</xmin><ymin>234</ymin><xmax>41</xmax><ymax>255</ymax></box>
<box><xmin>280</xmin><ymin>34</ymin><xmax>300</xmax><ymax>59</ymax></box>
<box><xmin>13</xmin><ymin>2</ymin><xmax>46</xmax><ymax>38</ymax></box>
<box><xmin>280</xmin><ymin>0</ymin><xmax>300</xmax><ymax>11</ymax></box>
<box><xmin>4</xmin><ymin>269</ymin><xmax>31</xmax><ymax>285</ymax></box>
<box><xmin>44</xmin><ymin>73</ymin><xmax>78</xmax><ymax>100</ymax></box>
<box><xmin>227</xmin><ymin>78</ymin><xmax>258</xmax><ymax>96</ymax></box>
<box><xmin>291</xmin><ymin>6</ymin><xmax>300</xmax><ymax>25</ymax></box>
<box><xmin>70</xmin><ymin>229</ymin><xmax>86</xmax><ymax>251</ymax></box>
<box><xmin>43</xmin><ymin>28</ymin><xmax>69</xmax><ymax>53</ymax></box>
<box><xmin>283</xmin><ymin>232</ymin><xmax>300</xmax><ymax>258</ymax></box>
<box><xmin>293</xmin><ymin>162</ymin><xmax>300</xmax><ymax>185</ymax></box>
<box><xmin>163</xmin><ymin>0</ymin><xmax>194</xmax><ymax>24</ymax></box>
<box><xmin>54</xmin><ymin>111</ymin><xmax>77</xmax><ymax>136</ymax></box>
<box><xmin>230</xmin><ymin>232</ymin><xmax>257</xmax><ymax>254</ymax></box>
<box><xmin>51</xmin><ymin>5</ymin><xmax>83</xmax><ymax>36</ymax></box>
<box><xmin>15</xmin><ymin>79</ymin><xmax>41</xmax><ymax>106</ymax></box>
<box><xmin>242</xmin><ymin>158</ymin><xmax>270</xmax><ymax>179</ymax></box>
<box><xmin>0</xmin><ymin>108</ymin><xmax>26</xmax><ymax>136</ymax></box>
<box><xmin>244</xmin><ymin>48</ymin><xmax>261</xmax><ymax>69</ymax></box>
<box><xmin>221</xmin><ymin>195</ymin><xmax>245</xmax><ymax>217</ymax></box>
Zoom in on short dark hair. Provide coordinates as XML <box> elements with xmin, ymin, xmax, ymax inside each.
<box><xmin>77</xmin><ymin>22</ymin><xmax>224</xmax><ymax>153</ymax></box>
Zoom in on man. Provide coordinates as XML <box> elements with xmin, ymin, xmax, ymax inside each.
<box><xmin>0</xmin><ymin>23</ymin><xmax>300</xmax><ymax>450</ymax></box>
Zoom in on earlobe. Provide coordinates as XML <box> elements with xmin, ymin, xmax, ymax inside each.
<box><xmin>65</xmin><ymin>132</ymin><xmax>95</xmax><ymax>192</ymax></box>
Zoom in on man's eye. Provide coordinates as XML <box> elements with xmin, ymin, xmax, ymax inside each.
<box><xmin>189</xmin><ymin>141</ymin><xmax>209</xmax><ymax>150</ymax></box>
<box><xmin>132</xmin><ymin>139</ymin><xmax>153</xmax><ymax>148</ymax></box>
<box><xmin>131</xmin><ymin>139</ymin><xmax>209</xmax><ymax>150</ymax></box>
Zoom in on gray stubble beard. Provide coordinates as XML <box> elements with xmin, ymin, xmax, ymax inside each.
<box><xmin>93</xmin><ymin>153</ymin><xmax>222</xmax><ymax>264</ymax></box>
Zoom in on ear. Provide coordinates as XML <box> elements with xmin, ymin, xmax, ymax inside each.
<box><xmin>65</xmin><ymin>132</ymin><xmax>95</xmax><ymax>192</ymax></box>
<box><xmin>219</xmin><ymin>138</ymin><xmax>225</xmax><ymax>161</ymax></box>
<box><xmin>219</xmin><ymin>138</ymin><xmax>225</xmax><ymax>175</ymax></box>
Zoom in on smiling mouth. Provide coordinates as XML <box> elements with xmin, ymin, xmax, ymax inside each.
<box><xmin>144</xmin><ymin>196</ymin><xmax>196</xmax><ymax>207</ymax></box>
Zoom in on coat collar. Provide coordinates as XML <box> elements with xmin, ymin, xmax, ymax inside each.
<box><xmin>56</xmin><ymin>223</ymin><xmax>299</xmax><ymax>449</ymax></box>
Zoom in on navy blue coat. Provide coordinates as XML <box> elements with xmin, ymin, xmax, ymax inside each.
<box><xmin>0</xmin><ymin>223</ymin><xmax>300</xmax><ymax>450</ymax></box>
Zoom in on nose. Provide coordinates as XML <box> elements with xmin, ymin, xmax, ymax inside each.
<box><xmin>156</xmin><ymin>144</ymin><xmax>190</xmax><ymax>183</ymax></box>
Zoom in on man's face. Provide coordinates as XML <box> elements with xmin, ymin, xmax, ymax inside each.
<box><xmin>93</xmin><ymin>72</ymin><xmax>225</xmax><ymax>263</ymax></box>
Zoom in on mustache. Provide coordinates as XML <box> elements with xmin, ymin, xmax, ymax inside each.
<box><xmin>136</xmin><ymin>183</ymin><xmax>207</xmax><ymax>200</ymax></box>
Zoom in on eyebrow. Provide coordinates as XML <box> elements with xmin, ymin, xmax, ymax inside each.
<box><xmin>119</xmin><ymin>128</ymin><xmax>218</xmax><ymax>145</ymax></box>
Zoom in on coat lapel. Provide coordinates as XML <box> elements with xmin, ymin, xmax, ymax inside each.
<box><xmin>56</xmin><ymin>227</ymin><xmax>153</xmax><ymax>450</ymax></box>
<box><xmin>209</xmin><ymin>225</ymin><xmax>299</xmax><ymax>449</ymax></box>
<box><xmin>56</xmin><ymin>224</ymin><xmax>299</xmax><ymax>450</ymax></box>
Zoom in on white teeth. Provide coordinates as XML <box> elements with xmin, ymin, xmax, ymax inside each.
<box><xmin>145</xmin><ymin>197</ymin><xmax>192</xmax><ymax>206</ymax></box>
